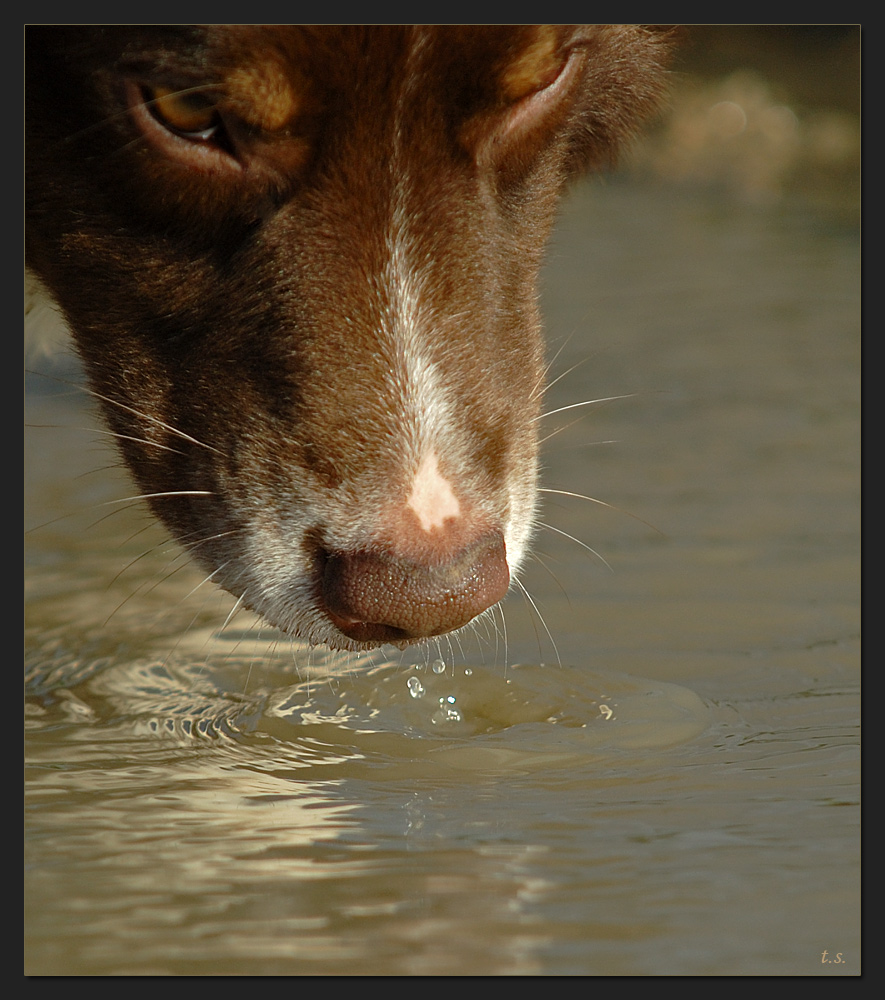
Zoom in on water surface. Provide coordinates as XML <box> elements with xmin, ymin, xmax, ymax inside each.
<box><xmin>25</xmin><ymin>180</ymin><xmax>860</xmax><ymax>975</ymax></box>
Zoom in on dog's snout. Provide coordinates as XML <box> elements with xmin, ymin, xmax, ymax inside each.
<box><xmin>321</xmin><ymin>533</ymin><xmax>510</xmax><ymax>645</ymax></box>
<box><xmin>26</xmin><ymin>25</ymin><xmax>671</xmax><ymax>651</ymax></box>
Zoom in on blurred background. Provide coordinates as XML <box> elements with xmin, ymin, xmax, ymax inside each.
<box><xmin>630</xmin><ymin>25</ymin><xmax>859</xmax><ymax>217</ymax></box>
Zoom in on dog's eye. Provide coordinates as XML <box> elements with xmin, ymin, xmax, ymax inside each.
<box><xmin>143</xmin><ymin>85</ymin><xmax>221</xmax><ymax>141</ymax></box>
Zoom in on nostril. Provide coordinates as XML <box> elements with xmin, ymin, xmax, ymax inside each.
<box><xmin>321</xmin><ymin>532</ymin><xmax>510</xmax><ymax>644</ymax></box>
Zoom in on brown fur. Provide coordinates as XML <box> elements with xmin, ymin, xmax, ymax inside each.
<box><xmin>26</xmin><ymin>26</ymin><xmax>669</xmax><ymax>650</ymax></box>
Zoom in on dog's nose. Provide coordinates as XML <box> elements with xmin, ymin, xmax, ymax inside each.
<box><xmin>321</xmin><ymin>533</ymin><xmax>510</xmax><ymax>645</ymax></box>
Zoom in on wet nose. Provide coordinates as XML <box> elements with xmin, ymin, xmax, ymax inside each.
<box><xmin>321</xmin><ymin>532</ymin><xmax>510</xmax><ymax>645</ymax></box>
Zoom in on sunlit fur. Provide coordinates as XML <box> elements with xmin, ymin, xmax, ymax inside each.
<box><xmin>26</xmin><ymin>26</ymin><xmax>669</xmax><ymax>651</ymax></box>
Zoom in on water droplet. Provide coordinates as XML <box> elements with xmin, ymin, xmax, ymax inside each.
<box><xmin>431</xmin><ymin>658</ymin><xmax>446</xmax><ymax>674</ymax></box>
<box><xmin>431</xmin><ymin>703</ymin><xmax>462</xmax><ymax>724</ymax></box>
<box><xmin>407</xmin><ymin>676</ymin><xmax>425</xmax><ymax>699</ymax></box>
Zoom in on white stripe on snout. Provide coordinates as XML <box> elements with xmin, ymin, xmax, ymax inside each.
<box><xmin>382</xmin><ymin>40</ymin><xmax>455</xmax><ymax>464</ymax></box>
<box><xmin>407</xmin><ymin>451</ymin><xmax>460</xmax><ymax>532</ymax></box>
<box><xmin>379</xmin><ymin>52</ymin><xmax>479</xmax><ymax>544</ymax></box>
<box><xmin>382</xmin><ymin>132</ymin><xmax>456</xmax><ymax>475</ymax></box>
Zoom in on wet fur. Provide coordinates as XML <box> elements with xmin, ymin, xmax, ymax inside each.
<box><xmin>25</xmin><ymin>25</ymin><xmax>669</xmax><ymax>651</ymax></box>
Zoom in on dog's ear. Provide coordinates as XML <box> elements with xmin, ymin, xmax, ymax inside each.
<box><xmin>562</xmin><ymin>24</ymin><xmax>672</xmax><ymax>176</ymax></box>
<box><xmin>452</xmin><ymin>25</ymin><xmax>671</xmax><ymax>198</ymax></box>
<box><xmin>458</xmin><ymin>25</ymin><xmax>672</xmax><ymax>190</ymax></box>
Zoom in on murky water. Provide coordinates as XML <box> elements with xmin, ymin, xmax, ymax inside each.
<box><xmin>25</xmin><ymin>180</ymin><xmax>859</xmax><ymax>975</ymax></box>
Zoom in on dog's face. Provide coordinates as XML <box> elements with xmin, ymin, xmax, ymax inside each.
<box><xmin>26</xmin><ymin>26</ymin><xmax>668</xmax><ymax>650</ymax></box>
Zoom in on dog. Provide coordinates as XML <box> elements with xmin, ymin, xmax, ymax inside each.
<box><xmin>26</xmin><ymin>25</ymin><xmax>669</xmax><ymax>652</ymax></box>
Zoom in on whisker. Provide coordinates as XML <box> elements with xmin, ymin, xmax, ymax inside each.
<box><xmin>102</xmin><ymin>554</ymin><xmax>196</xmax><ymax>627</ymax></box>
<box><xmin>538</xmin><ymin>417</ymin><xmax>616</xmax><ymax>447</ymax></box>
<box><xmin>26</xmin><ymin>423</ymin><xmax>186</xmax><ymax>455</ymax></box>
<box><xmin>536</xmin><ymin>521</ymin><xmax>614</xmax><ymax>572</ymax></box>
<box><xmin>492</xmin><ymin>601</ymin><xmax>509</xmax><ymax>676</ymax></box>
<box><xmin>104</xmin><ymin>525</ymin><xmax>241</xmax><ymax>596</ymax></box>
<box><xmin>467</xmin><ymin>604</ymin><xmax>502</xmax><ymax>667</ymax></box>
<box><xmin>444</xmin><ymin>632</ymin><xmax>458</xmax><ymax>668</ymax></box>
<box><xmin>543</xmin><ymin>353</ymin><xmax>593</xmax><ymax>395</ymax></box>
<box><xmin>216</xmin><ymin>591</ymin><xmax>249</xmax><ymax>639</ymax></box>
<box><xmin>536</xmin><ymin>392</ymin><xmax>636</xmax><ymax>421</ymax></box>
<box><xmin>542</xmin><ymin>331</ymin><xmax>575</xmax><ymax>375</ymax></box>
<box><xmin>540</xmin><ymin>487</ymin><xmax>663</xmax><ymax>534</ymax></box>
<box><xmin>32</xmin><ymin>492</ymin><xmax>214</xmax><ymax>537</ymax></box>
<box><xmin>120</xmin><ymin>520</ymin><xmax>159</xmax><ymax>547</ymax></box>
<box><xmin>26</xmin><ymin>504</ymin><xmax>122</xmax><ymax>536</ymax></box>
<box><xmin>180</xmin><ymin>528</ymin><xmax>242</xmax><ymax>557</ymax></box>
<box><xmin>512</xmin><ymin>577</ymin><xmax>561</xmax><ymax>669</ymax></box>
<box><xmin>155</xmin><ymin>564</ymin><xmax>234</xmax><ymax>664</ymax></box>
<box><xmin>527</xmin><ymin>552</ymin><xmax>571</xmax><ymax>602</ymax></box>
<box><xmin>107</xmin><ymin>536</ymin><xmax>187</xmax><ymax>589</ymax></box>
<box><xmin>26</xmin><ymin>370</ymin><xmax>222</xmax><ymax>454</ymax></box>
<box><xmin>99</xmin><ymin>490</ymin><xmax>213</xmax><ymax>504</ymax></box>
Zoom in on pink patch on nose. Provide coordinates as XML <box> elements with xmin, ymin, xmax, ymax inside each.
<box><xmin>406</xmin><ymin>452</ymin><xmax>460</xmax><ymax>532</ymax></box>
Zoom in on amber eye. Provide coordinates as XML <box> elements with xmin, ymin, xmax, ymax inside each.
<box><xmin>143</xmin><ymin>85</ymin><xmax>221</xmax><ymax>140</ymax></box>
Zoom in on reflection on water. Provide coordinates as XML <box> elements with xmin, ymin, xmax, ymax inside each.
<box><xmin>25</xmin><ymin>178</ymin><xmax>859</xmax><ymax>975</ymax></box>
